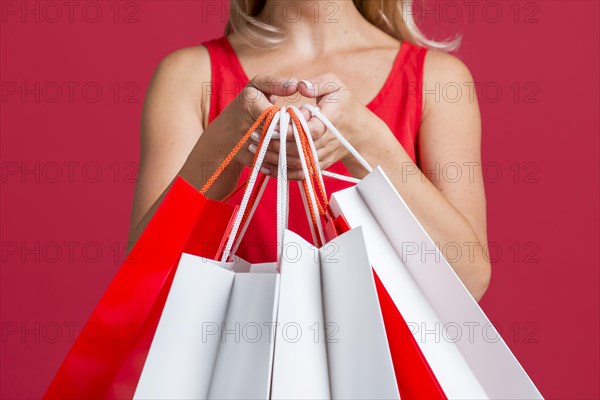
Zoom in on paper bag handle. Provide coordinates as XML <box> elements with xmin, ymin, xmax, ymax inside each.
<box><xmin>200</xmin><ymin>106</ymin><xmax>279</xmax><ymax>195</ymax></box>
<box><xmin>220</xmin><ymin>109</ymin><xmax>283</xmax><ymax>262</ymax></box>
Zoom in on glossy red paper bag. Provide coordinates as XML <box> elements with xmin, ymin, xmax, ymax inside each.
<box><xmin>44</xmin><ymin>176</ymin><xmax>236</xmax><ymax>399</ymax></box>
<box><xmin>325</xmin><ymin>214</ymin><xmax>447</xmax><ymax>400</ymax></box>
<box><xmin>45</xmin><ymin>106</ymin><xmax>279</xmax><ymax>399</ymax></box>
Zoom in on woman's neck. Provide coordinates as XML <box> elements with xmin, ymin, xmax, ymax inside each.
<box><xmin>257</xmin><ymin>0</ymin><xmax>374</xmax><ymax>55</ymax></box>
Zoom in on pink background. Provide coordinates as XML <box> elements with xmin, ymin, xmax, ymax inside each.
<box><xmin>1</xmin><ymin>1</ymin><xmax>598</xmax><ymax>398</ymax></box>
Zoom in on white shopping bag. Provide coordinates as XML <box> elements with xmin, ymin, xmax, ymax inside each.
<box><xmin>294</xmin><ymin>103</ymin><xmax>542</xmax><ymax>399</ymax></box>
<box><xmin>134</xmin><ymin>255</ymin><xmax>279</xmax><ymax>399</ymax></box>
<box><xmin>134</xmin><ymin>227</ymin><xmax>399</xmax><ymax>400</ymax></box>
<box><xmin>328</xmin><ymin>167</ymin><xmax>543</xmax><ymax>399</ymax></box>
<box><xmin>272</xmin><ymin>228</ymin><xmax>398</xmax><ymax>400</ymax></box>
<box><xmin>268</xmin><ymin>106</ymin><xmax>397</xmax><ymax>400</ymax></box>
<box><xmin>134</xmin><ymin>107</ymin><xmax>399</xmax><ymax>400</ymax></box>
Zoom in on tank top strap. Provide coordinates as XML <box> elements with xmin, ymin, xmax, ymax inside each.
<box><xmin>398</xmin><ymin>41</ymin><xmax>428</xmax><ymax>136</ymax></box>
<box><xmin>202</xmin><ymin>37</ymin><xmax>249</xmax><ymax>123</ymax></box>
<box><xmin>367</xmin><ymin>41</ymin><xmax>428</xmax><ymax>163</ymax></box>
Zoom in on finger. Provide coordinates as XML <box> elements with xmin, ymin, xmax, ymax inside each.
<box><xmin>316</xmin><ymin>147</ymin><xmax>333</xmax><ymax>169</ymax></box>
<box><xmin>284</xmin><ymin>156</ymin><xmax>306</xmax><ymax>171</ymax></box>
<box><xmin>260</xmin><ymin>162</ymin><xmax>275</xmax><ymax>177</ymax></box>
<box><xmin>311</xmin><ymin>131</ymin><xmax>330</xmax><ymax>150</ymax></box>
<box><xmin>286</xmin><ymin>141</ymin><xmax>300</xmax><ymax>157</ymax></box>
<box><xmin>244</xmin><ymin>81</ymin><xmax>296</xmax><ymax>122</ymax></box>
<box><xmin>247</xmin><ymin>74</ymin><xmax>299</xmax><ymax>97</ymax></box>
<box><xmin>287</xmin><ymin>106</ymin><xmax>326</xmax><ymax>141</ymax></box>
<box><xmin>286</xmin><ymin>168</ymin><xmax>305</xmax><ymax>181</ymax></box>
<box><xmin>251</xmin><ymin>117</ymin><xmax>288</xmax><ymax>139</ymax></box>
<box><xmin>300</xmin><ymin>107</ymin><xmax>312</xmax><ymax>121</ymax></box>
<box><xmin>247</xmin><ymin>141</ymin><xmax>279</xmax><ymax>166</ymax></box>
<box><xmin>297</xmin><ymin>73</ymin><xmax>344</xmax><ymax>99</ymax></box>
<box><xmin>306</xmin><ymin>117</ymin><xmax>327</xmax><ymax>140</ymax></box>
<box><xmin>251</xmin><ymin>129</ymin><xmax>281</xmax><ymax>143</ymax></box>
<box><xmin>261</xmin><ymin>138</ymin><xmax>298</xmax><ymax>155</ymax></box>
<box><xmin>261</xmin><ymin>149</ymin><xmax>281</xmax><ymax>166</ymax></box>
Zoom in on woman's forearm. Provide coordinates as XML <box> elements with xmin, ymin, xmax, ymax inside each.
<box><xmin>344</xmin><ymin>123</ymin><xmax>491</xmax><ymax>301</ymax></box>
<box><xmin>128</xmin><ymin>119</ymin><xmax>243</xmax><ymax>248</ymax></box>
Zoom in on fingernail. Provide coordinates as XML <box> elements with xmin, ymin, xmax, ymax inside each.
<box><xmin>271</xmin><ymin>131</ymin><xmax>280</xmax><ymax>139</ymax></box>
<box><xmin>283</xmin><ymin>78</ymin><xmax>298</xmax><ymax>88</ymax></box>
<box><xmin>300</xmin><ymin>80</ymin><xmax>314</xmax><ymax>91</ymax></box>
<box><xmin>248</xmin><ymin>143</ymin><xmax>257</xmax><ymax>153</ymax></box>
<box><xmin>251</xmin><ymin>131</ymin><xmax>260</xmax><ymax>141</ymax></box>
<box><xmin>260</xmin><ymin>166</ymin><xmax>271</xmax><ymax>175</ymax></box>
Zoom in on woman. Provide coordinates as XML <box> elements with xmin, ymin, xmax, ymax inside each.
<box><xmin>128</xmin><ymin>0</ymin><xmax>491</xmax><ymax>301</ymax></box>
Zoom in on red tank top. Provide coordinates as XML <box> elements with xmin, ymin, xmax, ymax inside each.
<box><xmin>203</xmin><ymin>36</ymin><xmax>427</xmax><ymax>263</ymax></box>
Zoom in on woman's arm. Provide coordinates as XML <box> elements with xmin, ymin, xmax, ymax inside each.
<box><xmin>354</xmin><ymin>51</ymin><xmax>490</xmax><ymax>301</ymax></box>
<box><xmin>295</xmin><ymin>52</ymin><xmax>490</xmax><ymax>301</ymax></box>
<box><xmin>128</xmin><ymin>47</ymin><xmax>295</xmax><ymax>248</ymax></box>
<box><xmin>128</xmin><ymin>47</ymin><xmax>214</xmax><ymax>247</ymax></box>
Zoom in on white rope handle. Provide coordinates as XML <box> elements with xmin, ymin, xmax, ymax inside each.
<box><xmin>288</xmin><ymin>106</ymin><xmax>327</xmax><ymax>243</ymax></box>
<box><xmin>221</xmin><ymin>111</ymin><xmax>281</xmax><ymax>262</ymax></box>
<box><xmin>229</xmin><ymin>175</ymin><xmax>269</xmax><ymax>257</ymax></box>
<box><xmin>288</xmin><ymin>106</ymin><xmax>327</xmax><ymax>194</ymax></box>
<box><xmin>222</xmin><ymin>105</ymin><xmax>366</xmax><ymax>261</ymax></box>
<box><xmin>223</xmin><ymin>108</ymin><xmax>291</xmax><ymax>263</ymax></box>
<box><xmin>301</xmin><ymin>104</ymin><xmax>373</xmax><ymax>174</ymax></box>
<box><xmin>276</xmin><ymin>108</ymin><xmax>290</xmax><ymax>261</ymax></box>
<box><xmin>288</xmin><ymin>108</ymin><xmax>326</xmax><ymax>246</ymax></box>
<box><xmin>321</xmin><ymin>170</ymin><xmax>360</xmax><ymax>183</ymax></box>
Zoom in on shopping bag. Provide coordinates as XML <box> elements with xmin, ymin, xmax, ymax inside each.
<box><xmin>134</xmin><ymin>106</ymin><xmax>286</xmax><ymax>400</ymax></box>
<box><xmin>269</xmin><ymin>227</ymin><xmax>399</xmax><ymax>400</ymax></box>
<box><xmin>299</xmin><ymin>104</ymin><xmax>543</xmax><ymax>399</ymax></box>
<box><xmin>133</xmin><ymin>107</ymin><xmax>399</xmax><ymax>399</ymax></box>
<box><xmin>44</xmin><ymin>107</ymin><xmax>280</xmax><ymax>400</ymax></box>
<box><xmin>44</xmin><ymin>177</ymin><xmax>236</xmax><ymax>399</ymax></box>
<box><xmin>274</xmin><ymin>107</ymin><xmax>398</xmax><ymax>399</ymax></box>
<box><xmin>133</xmin><ymin>228</ymin><xmax>398</xmax><ymax>400</ymax></box>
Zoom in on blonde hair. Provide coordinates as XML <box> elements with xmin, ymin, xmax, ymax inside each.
<box><xmin>225</xmin><ymin>0</ymin><xmax>461</xmax><ymax>51</ymax></box>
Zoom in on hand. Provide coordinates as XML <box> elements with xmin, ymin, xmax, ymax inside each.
<box><xmin>297</xmin><ymin>73</ymin><xmax>386</xmax><ymax>172</ymax></box>
<box><xmin>247</xmin><ymin>73</ymin><xmax>385</xmax><ymax>179</ymax></box>
<box><xmin>209</xmin><ymin>74</ymin><xmax>298</xmax><ymax>176</ymax></box>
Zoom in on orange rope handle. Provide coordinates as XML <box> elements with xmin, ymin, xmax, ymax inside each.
<box><xmin>225</xmin><ymin>107</ymin><xmax>280</xmax><ymax>248</ymax></box>
<box><xmin>298</xmin><ymin>122</ymin><xmax>325</xmax><ymax>220</ymax></box>
<box><xmin>289</xmin><ymin>111</ymin><xmax>329</xmax><ymax>215</ymax></box>
<box><xmin>237</xmin><ymin>173</ymin><xmax>267</xmax><ymax>240</ymax></box>
<box><xmin>295</xmin><ymin>113</ymin><xmax>328</xmax><ymax>210</ymax></box>
<box><xmin>200</xmin><ymin>106</ymin><xmax>278</xmax><ymax>194</ymax></box>
<box><xmin>234</xmin><ymin>108</ymin><xmax>280</xmax><ymax>231</ymax></box>
<box><xmin>301</xmin><ymin>179</ymin><xmax>323</xmax><ymax>248</ymax></box>
<box><xmin>223</xmin><ymin>109</ymin><xmax>279</xmax><ymax>202</ymax></box>
<box><xmin>288</xmin><ymin>111</ymin><xmax>327</xmax><ymax>248</ymax></box>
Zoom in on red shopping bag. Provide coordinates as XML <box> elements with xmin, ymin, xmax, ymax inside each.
<box><xmin>324</xmin><ymin>215</ymin><xmax>446</xmax><ymax>400</ymax></box>
<box><xmin>44</xmin><ymin>107</ymin><xmax>278</xmax><ymax>399</ymax></box>
<box><xmin>44</xmin><ymin>177</ymin><xmax>236</xmax><ymax>399</ymax></box>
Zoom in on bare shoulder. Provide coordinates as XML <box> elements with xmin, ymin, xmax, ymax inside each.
<box><xmin>421</xmin><ymin>50</ymin><xmax>478</xmax><ymax>118</ymax></box>
<box><xmin>423</xmin><ymin>49</ymin><xmax>474</xmax><ymax>84</ymax></box>
<box><xmin>153</xmin><ymin>46</ymin><xmax>210</xmax><ymax>83</ymax></box>
<box><xmin>145</xmin><ymin>45</ymin><xmax>212</xmax><ymax>121</ymax></box>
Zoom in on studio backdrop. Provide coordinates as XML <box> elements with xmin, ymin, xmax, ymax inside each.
<box><xmin>1</xmin><ymin>1</ymin><xmax>599</xmax><ymax>399</ymax></box>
